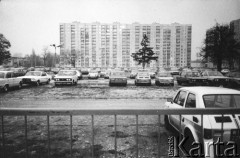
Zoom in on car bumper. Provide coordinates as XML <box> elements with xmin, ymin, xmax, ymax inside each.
<box><xmin>136</xmin><ymin>79</ymin><xmax>151</xmax><ymax>84</ymax></box>
<box><xmin>110</xmin><ymin>79</ymin><xmax>127</xmax><ymax>84</ymax></box>
<box><xmin>55</xmin><ymin>81</ymin><xmax>73</xmax><ymax>85</ymax></box>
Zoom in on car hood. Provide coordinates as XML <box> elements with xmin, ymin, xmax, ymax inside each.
<box><xmin>207</xmin><ymin>76</ymin><xmax>228</xmax><ymax>79</ymax></box>
<box><xmin>156</xmin><ymin>77</ymin><xmax>173</xmax><ymax>80</ymax></box>
<box><xmin>110</xmin><ymin>76</ymin><xmax>127</xmax><ymax>79</ymax></box>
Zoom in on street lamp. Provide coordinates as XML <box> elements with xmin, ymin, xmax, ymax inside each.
<box><xmin>50</xmin><ymin>44</ymin><xmax>62</xmax><ymax>67</ymax></box>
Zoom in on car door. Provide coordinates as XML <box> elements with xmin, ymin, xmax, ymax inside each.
<box><xmin>169</xmin><ymin>90</ymin><xmax>188</xmax><ymax>131</ymax></box>
<box><xmin>41</xmin><ymin>72</ymin><xmax>48</xmax><ymax>82</ymax></box>
<box><xmin>12</xmin><ymin>72</ymin><xmax>19</xmax><ymax>86</ymax></box>
<box><xmin>183</xmin><ymin>93</ymin><xmax>202</xmax><ymax>136</ymax></box>
<box><xmin>6</xmin><ymin>72</ymin><xmax>13</xmax><ymax>87</ymax></box>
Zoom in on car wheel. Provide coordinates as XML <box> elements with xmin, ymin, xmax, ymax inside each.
<box><xmin>46</xmin><ymin>79</ymin><xmax>50</xmax><ymax>84</ymax></box>
<box><xmin>36</xmin><ymin>81</ymin><xmax>40</xmax><ymax>86</ymax></box>
<box><xmin>155</xmin><ymin>81</ymin><xmax>159</xmax><ymax>86</ymax></box>
<box><xmin>135</xmin><ymin>82</ymin><xmax>138</xmax><ymax>86</ymax></box>
<box><xmin>18</xmin><ymin>82</ymin><xmax>22</xmax><ymax>89</ymax></box>
<box><xmin>184</xmin><ymin>130</ymin><xmax>196</xmax><ymax>156</ymax></box>
<box><xmin>3</xmin><ymin>85</ymin><xmax>9</xmax><ymax>92</ymax></box>
<box><xmin>75</xmin><ymin>80</ymin><xmax>77</xmax><ymax>85</ymax></box>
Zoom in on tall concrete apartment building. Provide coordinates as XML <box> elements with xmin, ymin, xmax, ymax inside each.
<box><xmin>230</xmin><ymin>19</ymin><xmax>240</xmax><ymax>42</ymax></box>
<box><xmin>60</xmin><ymin>22</ymin><xmax>192</xmax><ymax>69</ymax></box>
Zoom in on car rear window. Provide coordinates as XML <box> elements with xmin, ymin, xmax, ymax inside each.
<box><xmin>203</xmin><ymin>94</ymin><xmax>240</xmax><ymax>108</ymax></box>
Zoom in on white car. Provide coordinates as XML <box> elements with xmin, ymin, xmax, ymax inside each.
<box><xmin>165</xmin><ymin>87</ymin><xmax>240</xmax><ymax>157</ymax></box>
<box><xmin>135</xmin><ymin>71</ymin><xmax>151</xmax><ymax>86</ymax></box>
<box><xmin>54</xmin><ymin>70</ymin><xmax>78</xmax><ymax>85</ymax></box>
<box><xmin>0</xmin><ymin>71</ymin><xmax>23</xmax><ymax>92</ymax></box>
<box><xmin>88</xmin><ymin>70</ymin><xmax>99</xmax><ymax>79</ymax></box>
<box><xmin>18</xmin><ymin>71</ymin><xmax>51</xmax><ymax>86</ymax></box>
<box><xmin>155</xmin><ymin>71</ymin><xmax>174</xmax><ymax>86</ymax></box>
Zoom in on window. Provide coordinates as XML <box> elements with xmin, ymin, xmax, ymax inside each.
<box><xmin>174</xmin><ymin>91</ymin><xmax>187</xmax><ymax>106</ymax></box>
<box><xmin>6</xmin><ymin>73</ymin><xmax>12</xmax><ymax>78</ymax></box>
<box><xmin>185</xmin><ymin>93</ymin><xmax>196</xmax><ymax>108</ymax></box>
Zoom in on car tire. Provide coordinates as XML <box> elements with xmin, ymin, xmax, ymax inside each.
<box><xmin>135</xmin><ymin>82</ymin><xmax>138</xmax><ymax>86</ymax></box>
<box><xmin>46</xmin><ymin>79</ymin><xmax>50</xmax><ymax>84</ymax></box>
<box><xmin>75</xmin><ymin>80</ymin><xmax>77</xmax><ymax>85</ymax></box>
<box><xmin>3</xmin><ymin>85</ymin><xmax>9</xmax><ymax>92</ymax></box>
<box><xmin>36</xmin><ymin>81</ymin><xmax>40</xmax><ymax>86</ymax></box>
<box><xmin>18</xmin><ymin>82</ymin><xmax>22</xmax><ymax>89</ymax></box>
<box><xmin>155</xmin><ymin>81</ymin><xmax>159</xmax><ymax>86</ymax></box>
<box><xmin>184</xmin><ymin>130</ymin><xmax>196</xmax><ymax>156</ymax></box>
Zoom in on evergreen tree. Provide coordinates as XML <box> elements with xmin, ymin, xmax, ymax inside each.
<box><xmin>0</xmin><ymin>33</ymin><xmax>11</xmax><ymax>65</ymax></box>
<box><xmin>131</xmin><ymin>34</ymin><xmax>158</xmax><ymax>69</ymax></box>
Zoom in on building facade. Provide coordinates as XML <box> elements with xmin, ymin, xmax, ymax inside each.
<box><xmin>230</xmin><ymin>19</ymin><xmax>240</xmax><ymax>42</ymax></box>
<box><xmin>60</xmin><ymin>22</ymin><xmax>192</xmax><ymax>69</ymax></box>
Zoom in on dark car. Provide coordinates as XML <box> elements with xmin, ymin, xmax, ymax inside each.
<box><xmin>227</xmin><ymin>72</ymin><xmax>240</xmax><ymax>89</ymax></box>
<box><xmin>177</xmin><ymin>71</ymin><xmax>208</xmax><ymax>86</ymax></box>
<box><xmin>202</xmin><ymin>70</ymin><xmax>229</xmax><ymax>87</ymax></box>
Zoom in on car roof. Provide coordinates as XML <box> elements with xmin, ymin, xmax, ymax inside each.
<box><xmin>180</xmin><ymin>86</ymin><xmax>240</xmax><ymax>95</ymax></box>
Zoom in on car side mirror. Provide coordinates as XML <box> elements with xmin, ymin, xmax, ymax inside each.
<box><xmin>167</xmin><ymin>98</ymin><xmax>173</xmax><ymax>103</ymax></box>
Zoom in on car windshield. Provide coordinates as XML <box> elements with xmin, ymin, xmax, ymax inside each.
<box><xmin>158</xmin><ymin>72</ymin><xmax>171</xmax><ymax>77</ymax></box>
<box><xmin>58</xmin><ymin>71</ymin><xmax>76</xmax><ymax>76</ymax></box>
<box><xmin>89</xmin><ymin>70</ymin><xmax>98</xmax><ymax>73</ymax></box>
<box><xmin>111</xmin><ymin>72</ymin><xmax>125</xmax><ymax>76</ymax></box>
<box><xmin>203</xmin><ymin>94</ymin><xmax>240</xmax><ymax>108</ymax></box>
<box><xmin>0</xmin><ymin>72</ymin><xmax>5</xmax><ymax>78</ymax></box>
<box><xmin>188</xmin><ymin>72</ymin><xmax>201</xmax><ymax>77</ymax></box>
<box><xmin>25</xmin><ymin>71</ymin><xmax>41</xmax><ymax>76</ymax></box>
<box><xmin>208</xmin><ymin>71</ymin><xmax>223</xmax><ymax>76</ymax></box>
<box><xmin>138</xmin><ymin>72</ymin><xmax>149</xmax><ymax>76</ymax></box>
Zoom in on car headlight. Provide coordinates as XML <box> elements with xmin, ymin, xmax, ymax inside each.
<box><xmin>215</xmin><ymin>79</ymin><xmax>218</xmax><ymax>81</ymax></box>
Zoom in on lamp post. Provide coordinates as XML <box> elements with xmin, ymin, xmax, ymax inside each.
<box><xmin>50</xmin><ymin>44</ymin><xmax>62</xmax><ymax>67</ymax></box>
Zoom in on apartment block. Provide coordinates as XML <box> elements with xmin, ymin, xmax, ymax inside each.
<box><xmin>230</xmin><ymin>19</ymin><xmax>240</xmax><ymax>42</ymax></box>
<box><xmin>59</xmin><ymin>22</ymin><xmax>192</xmax><ymax>69</ymax></box>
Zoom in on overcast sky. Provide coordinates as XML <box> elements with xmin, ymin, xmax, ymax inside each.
<box><xmin>0</xmin><ymin>0</ymin><xmax>240</xmax><ymax>60</ymax></box>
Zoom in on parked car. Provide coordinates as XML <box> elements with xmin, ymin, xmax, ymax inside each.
<box><xmin>155</xmin><ymin>71</ymin><xmax>174</xmax><ymax>86</ymax></box>
<box><xmin>100</xmin><ymin>71</ymin><xmax>107</xmax><ymax>78</ymax></box>
<box><xmin>165</xmin><ymin>87</ymin><xmax>240</xmax><ymax>157</ymax></box>
<box><xmin>18</xmin><ymin>71</ymin><xmax>51</xmax><ymax>86</ymax></box>
<box><xmin>88</xmin><ymin>70</ymin><xmax>99</xmax><ymax>79</ymax></box>
<box><xmin>10</xmin><ymin>67</ymin><xmax>26</xmax><ymax>77</ymax></box>
<box><xmin>74</xmin><ymin>70</ymin><xmax>82</xmax><ymax>80</ymax></box>
<box><xmin>0</xmin><ymin>71</ymin><xmax>23</xmax><ymax>92</ymax></box>
<box><xmin>135</xmin><ymin>71</ymin><xmax>151</xmax><ymax>86</ymax></box>
<box><xmin>109</xmin><ymin>71</ymin><xmax>127</xmax><ymax>86</ymax></box>
<box><xmin>227</xmin><ymin>71</ymin><xmax>240</xmax><ymax>89</ymax></box>
<box><xmin>202</xmin><ymin>70</ymin><xmax>229</xmax><ymax>87</ymax></box>
<box><xmin>54</xmin><ymin>70</ymin><xmax>78</xmax><ymax>85</ymax></box>
<box><xmin>176</xmin><ymin>71</ymin><xmax>208</xmax><ymax>86</ymax></box>
<box><xmin>130</xmin><ymin>70</ymin><xmax>138</xmax><ymax>79</ymax></box>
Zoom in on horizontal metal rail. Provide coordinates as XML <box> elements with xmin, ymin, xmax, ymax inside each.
<box><xmin>1</xmin><ymin>108</ymin><xmax>240</xmax><ymax>115</ymax></box>
<box><xmin>1</xmin><ymin>108</ymin><xmax>240</xmax><ymax>158</ymax></box>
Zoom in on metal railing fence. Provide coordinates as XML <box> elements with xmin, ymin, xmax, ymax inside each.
<box><xmin>1</xmin><ymin>108</ymin><xmax>240</xmax><ymax>158</ymax></box>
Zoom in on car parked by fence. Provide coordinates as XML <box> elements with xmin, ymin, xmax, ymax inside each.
<box><xmin>155</xmin><ymin>71</ymin><xmax>174</xmax><ymax>86</ymax></box>
<box><xmin>0</xmin><ymin>71</ymin><xmax>23</xmax><ymax>92</ymax></box>
<box><xmin>54</xmin><ymin>70</ymin><xmax>78</xmax><ymax>86</ymax></box>
<box><xmin>201</xmin><ymin>70</ymin><xmax>229</xmax><ymax>87</ymax></box>
<box><xmin>165</xmin><ymin>86</ymin><xmax>240</xmax><ymax>157</ymax></box>
<box><xmin>18</xmin><ymin>71</ymin><xmax>51</xmax><ymax>86</ymax></box>
<box><xmin>109</xmin><ymin>71</ymin><xmax>127</xmax><ymax>86</ymax></box>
